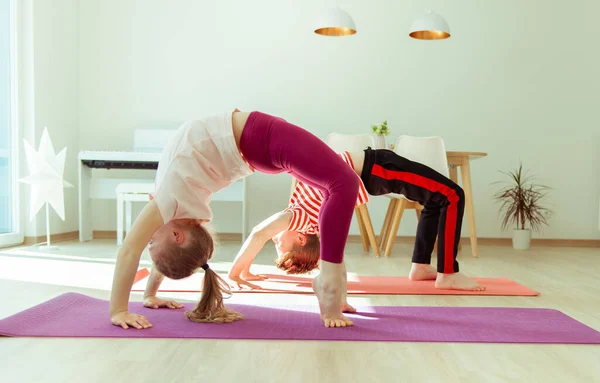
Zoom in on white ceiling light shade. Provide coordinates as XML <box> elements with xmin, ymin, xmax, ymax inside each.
<box><xmin>314</xmin><ymin>7</ymin><xmax>357</xmax><ymax>36</ymax></box>
<box><xmin>409</xmin><ymin>10</ymin><xmax>450</xmax><ymax>40</ymax></box>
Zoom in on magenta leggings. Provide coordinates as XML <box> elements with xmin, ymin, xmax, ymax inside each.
<box><xmin>240</xmin><ymin>111</ymin><xmax>359</xmax><ymax>263</ymax></box>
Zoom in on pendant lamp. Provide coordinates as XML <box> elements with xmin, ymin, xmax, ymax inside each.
<box><xmin>314</xmin><ymin>7</ymin><xmax>357</xmax><ymax>36</ymax></box>
<box><xmin>409</xmin><ymin>10</ymin><xmax>450</xmax><ymax>40</ymax></box>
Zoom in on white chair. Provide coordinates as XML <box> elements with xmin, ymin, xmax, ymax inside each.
<box><xmin>379</xmin><ymin>135</ymin><xmax>450</xmax><ymax>257</ymax></box>
<box><xmin>116</xmin><ymin>182</ymin><xmax>155</xmax><ymax>245</ymax></box>
<box><xmin>319</xmin><ymin>133</ymin><xmax>380</xmax><ymax>257</ymax></box>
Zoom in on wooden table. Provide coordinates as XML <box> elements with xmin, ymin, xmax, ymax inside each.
<box><xmin>446</xmin><ymin>151</ymin><xmax>487</xmax><ymax>258</ymax></box>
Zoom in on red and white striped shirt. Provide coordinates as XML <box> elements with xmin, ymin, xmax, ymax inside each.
<box><xmin>284</xmin><ymin>151</ymin><xmax>369</xmax><ymax>235</ymax></box>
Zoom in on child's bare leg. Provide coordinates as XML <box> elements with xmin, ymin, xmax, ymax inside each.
<box><xmin>340</xmin><ymin>262</ymin><xmax>356</xmax><ymax>313</ymax></box>
<box><xmin>312</xmin><ymin>261</ymin><xmax>353</xmax><ymax>327</ymax></box>
<box><xmin>409</xmin><ymin>263</ymin><xmax>437</xmax><ymax>280</ymax></box>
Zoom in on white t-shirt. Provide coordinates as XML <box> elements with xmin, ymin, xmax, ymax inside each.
<box><xmin>151</xmin><ymin>110</ymin><xmax>254</xmax><ymax>223</ymax></box>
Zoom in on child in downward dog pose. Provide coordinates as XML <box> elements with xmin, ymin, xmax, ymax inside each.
<box><xmin>109</xmin><ymin>109</ymin><xmax>359</xmax><ymax>330</ymax></box>
<box><xmin>228</xmin><ymin>148</ymin><xmax>485</xmax><ymax>292</ymax></box>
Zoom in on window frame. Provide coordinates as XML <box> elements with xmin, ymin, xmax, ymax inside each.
<box><xmin>0</xmin><ymin>0</ymin><xmax>23</xmax><ymax>248</ymax></box>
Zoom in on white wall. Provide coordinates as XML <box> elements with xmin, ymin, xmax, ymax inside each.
<box><xmin>20</xmin><ymin>0</ymin><xmax>79</xmax><ymax>236</ymax></box>
<box><xmin>73</xmin><ymin>0</ymin><xmax>600</xmax><ymax>240</ymax></box>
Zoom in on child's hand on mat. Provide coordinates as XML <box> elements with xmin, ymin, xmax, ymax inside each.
<box><xmin>229</xmin><ymin>276</ymin><xmax>262</xmax><ymax>290</ymax></box>
<box><xmin>240</xmin><ymin>272</ymin><xmax>266</xmax><ymax>281</ymax></box>
<box><xmin>143</xmin><ymin>296</ymin><xmax>184</xmax><ymax>310</ymax></box>
<box><xmin>111</xmin><ymin>311</ymin><xmax>152</xmax><ymax>330</ymax></box>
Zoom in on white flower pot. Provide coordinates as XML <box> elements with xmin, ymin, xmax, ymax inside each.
<box><xmin>374</xmin><ymin>135</ymin><xmax>386</xmax><ymax>149</ymax></box>
<box><xmin>512</xmin><ymin>229</ymin><xmax>531</xmax><ymax>250</ymax></box>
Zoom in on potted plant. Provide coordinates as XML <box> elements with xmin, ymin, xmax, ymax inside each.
<box><xmin>493</xmin><ymin>163</ymin><xmax>552</xmax><ymax>250</ymax></box>
<box><xmin>371</xmin><ymin>120</ymin><xmax>390</xmax><ymax>149</ymax></box>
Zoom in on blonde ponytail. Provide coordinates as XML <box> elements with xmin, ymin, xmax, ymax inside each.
<box><xmin>185</xmin><ymin>264</ymin><xmax>244</xmax><ymax>323</ymax></box>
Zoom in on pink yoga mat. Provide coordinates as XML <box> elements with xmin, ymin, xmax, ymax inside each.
<box><xmin>1</xmin><ymin>293</ymin><xmax>598</xmax><ymax>344</ymax></box>
<box><xmin>131</xmin><ymin>269</ymin><xmax>540</xmax><ymax>296</ymax></box>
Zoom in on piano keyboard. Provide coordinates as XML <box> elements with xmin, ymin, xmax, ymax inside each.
<box><xmin>78</xmin><ymin>151</ymin><xmax>161</xmax><ymax>170</ymax></box>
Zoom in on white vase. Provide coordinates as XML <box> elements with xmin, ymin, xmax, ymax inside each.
<box><xmin>512</xmin><ymin>229</ymin><xmax>531</xmax><ymax>250</ymax></box>
<box><xmin>374</xmin><ymin>135</ymin><xmax>386</xmax><ymax>149</ymax></box>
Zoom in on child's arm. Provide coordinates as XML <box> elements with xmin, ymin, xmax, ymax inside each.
<box><xmin>143</xmin><ymin>267</ymin><xmax>165</xmax><ymax>298</ymax></box>
<box><xmin>228</xmin><ymin>211</ymin><xmax>291</xmax><ymax>285</ymax></box>
<box><xmin>142</xmin><ymin>267</ymin><xmax>184</xmax><ymax>310</ymax></box>
<box><xmin>109</xmin><ymin>200</ymin><xmax>164</xmax><ymax>329</ymax></box>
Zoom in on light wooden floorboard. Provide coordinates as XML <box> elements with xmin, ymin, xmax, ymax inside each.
<box><xmin>0</xmin><ymin>239</ymin><xmax>598</xmax><ymax>383</ymax></box>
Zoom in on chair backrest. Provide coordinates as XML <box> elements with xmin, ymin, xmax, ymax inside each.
<box><xmin>393</xmin><ymin>136</ymin><xmax>449</xmax><ymax>177</ymax></box>
<box><xmin>325</xmin><ymin>133</ymin><xmax>375</xmax><ymax>152</ymax></box>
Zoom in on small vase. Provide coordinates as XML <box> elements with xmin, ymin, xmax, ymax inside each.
<box><xmin>374</xmin><ymin>135</ymin><xmax>386</xmax><ymax>149</ymax></box>
<box><xmin>512</xmin><ymin>229</ymin><xmax>531</xmax><ymax>250</ymax></box>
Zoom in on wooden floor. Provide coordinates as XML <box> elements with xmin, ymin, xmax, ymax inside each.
<box><xmin>0</xmin><ymin>239</ymin><xmax>599</xmax><ymax>383</ymax></box>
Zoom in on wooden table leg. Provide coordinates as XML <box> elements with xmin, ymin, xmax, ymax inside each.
<box><xmin>355</xmin><ymin>207</ymin><xmax>369</xmax><ymax>253</ymax></box>
<box><xmin>359</xmin><ymin>205</ymin><xmax>380</xmax><ymax>257</ymax></box>
<box><xmin>459</xmin><ymin>160</ymin><xmax>478</xmax><ymax>258</ymax></box>
<box><xmin>448</xmin><ymin>165</ymin><xmax>463</xmax><ymax>253</ymax></box>
<box><xmin>448</xmin><ymin>165</ymin><xmax>458</xmax><ymax>184</ymax></box>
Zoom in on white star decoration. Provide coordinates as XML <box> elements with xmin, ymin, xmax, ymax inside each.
<box><xmin>19</xmin><ymin>127</ymin><xmax>73</xmax><ymax>221</ymax></box>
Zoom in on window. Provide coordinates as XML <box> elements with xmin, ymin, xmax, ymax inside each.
<box><xmin>0</xmin><ymin>0</ymin><xmax>22</xmax><ymax>247</ymax></box>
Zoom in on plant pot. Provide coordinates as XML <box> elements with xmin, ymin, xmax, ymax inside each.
<box><xmin>374</xmin><ymin>135</ymin><xmax>386</xmax><ymax>149</ymax></box>
<box><xmin>512</xmin><ymin>229</ymin><xmax>531</xmax><ymax>250</ymax></box>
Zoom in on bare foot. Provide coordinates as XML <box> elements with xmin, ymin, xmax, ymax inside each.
<box><xmin>240</xmin><ymin>273</ymin><xmax>266</xmax><ymax>281</ymax></box>
<box><xmin>312</xmin><ymin>275</ymin><xmax>354</xmax><ymax>328</ymax></box>
<box><xmin>435</xmin><ymin>272</ymin><xmax>486</xmax><ymax>291</ymax></box>
<box><xmin>409</xmin><ymin>263</ymin><xmax>437</xmax><ymax>281</ymax></box>
<box><xmin>341</xmin><ymin>301</ymin><xmax>357</xmax><ymax>313</ymax></box>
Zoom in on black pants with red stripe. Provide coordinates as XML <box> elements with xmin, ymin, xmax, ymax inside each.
<box><xmin>361</xmin><ymin>148</ymin><xmax>465</xmax><ymax>273</ymax></box>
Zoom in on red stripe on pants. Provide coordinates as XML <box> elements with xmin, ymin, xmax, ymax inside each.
<box><xmin>371</xmin><ymin>164</ymin><xmax>459</xmax><ymax>273</ymax></box>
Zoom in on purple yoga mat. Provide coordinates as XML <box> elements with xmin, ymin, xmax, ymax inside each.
<box><xmin>1</xmin><ymin>293</ymin><xmax>599</xmax><ymax>344</ymax></box>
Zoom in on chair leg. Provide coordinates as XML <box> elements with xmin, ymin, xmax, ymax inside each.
<box><xmin>382</xmin><ymin>199</ymin><xmax>405</xmax><ymax>251</ymax></box>
<box><xmin>116</xmin><ymin>194</ymin><xmax>123</xmax><ymax>246</ymax></box>
<box><xmin>384</xmin><ymin>199</ymin><xmax>407</xmax><ymax>257</ymax></box>
<box><xmin>355</xmin><ymin>207</ymin><xmax>369</xmax><ymax>253</ymax></box>
<box><xmin>125</xmin><ymin>200</ymin><xmax>132</xmax><ymax>237</ymax></box>
<box><xmin>378</xmin><ymin>199</ymin><xmax>397</xmax><ymax>249</ymax></box>
<box><xmin>359</xmin><ymin>205</ymin><xmax>380</xmax><ymax>257</ymax></box>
